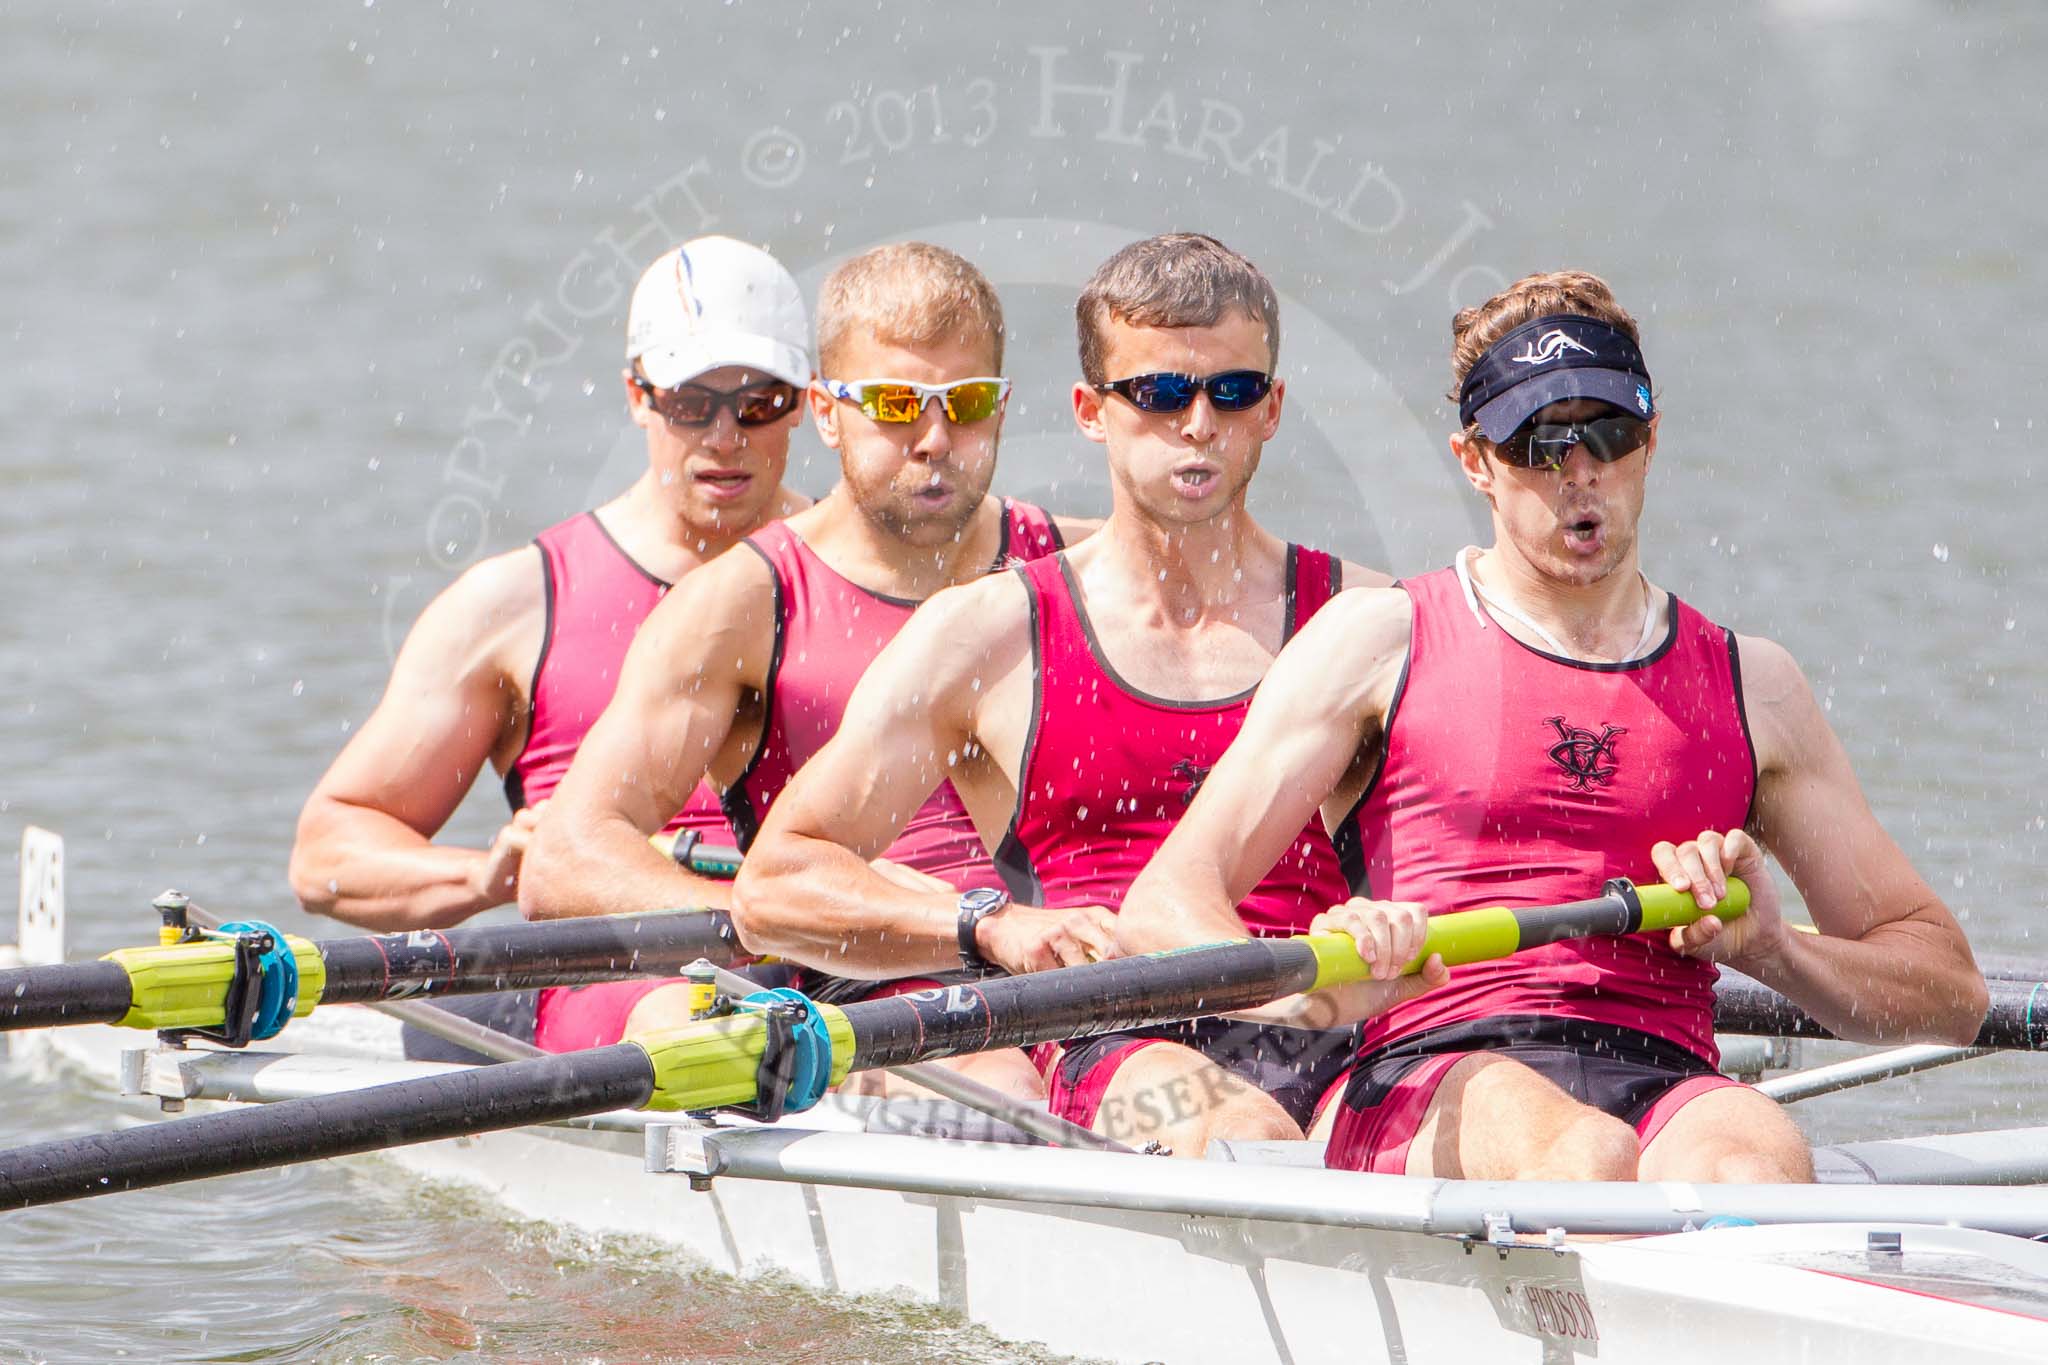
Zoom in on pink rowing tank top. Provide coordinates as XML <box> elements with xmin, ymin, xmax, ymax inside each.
<box><xmin>995</xmin><ymin>547</ymin><xmax>1351</xmax><ymax>934</ymax></box>
<box><xmin>505</xmin><ymin>512</ymin><xmax>733</xmax><ymax>840</ymax></box>
<box><xmin>1339</xmin><ymin>566</ymin><xmax>1757</xmax><ymax>1065</ymax></box>
<box><xmin>722</xmin><ymin>498</ymin><xmax>1064</xmax><ymax>890</ymax></box>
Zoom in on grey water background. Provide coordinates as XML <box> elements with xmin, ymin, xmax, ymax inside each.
<box><xmin>2</xmin><ymin>2</ymin><xmax>2045</xmax><ymax>1360</ymax></box>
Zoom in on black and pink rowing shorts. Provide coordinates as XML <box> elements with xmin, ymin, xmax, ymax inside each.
<box><xmin>1324</xmin><ymin>1015</ymin><xmax>1744</xmax><ymax>1172</ymax></box>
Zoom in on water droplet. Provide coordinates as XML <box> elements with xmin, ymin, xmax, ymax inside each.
<box><xmin>1932</xmin><ymin>543</ymin><xmax>1950</xmax><ymax>562</ymax></box>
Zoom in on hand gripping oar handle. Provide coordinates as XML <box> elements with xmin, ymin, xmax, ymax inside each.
<box><xmin>0</xmin><ymin>907</ymin><xmax>746</xmax><ymax>1035</ymax></box>
<box><xmin>1335</xmin><ymin>874</ymin><xmax>1751</xmax><ymax>981</ymax></box>
<box><xmin>0</xmin><ymin>879</ymin><xmax>1735</xmax><ymax>1209</ymax></box>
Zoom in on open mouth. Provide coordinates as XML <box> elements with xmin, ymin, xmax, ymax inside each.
<box><xmin>1171</xmin><ymin>465</ymin><xmax>1218</xmax><ymax>496</ymax></box>
<box><xmin>1562</xmin><ymin>511</ymin><xmax>1605</xmax><ymax>550</ymax></box>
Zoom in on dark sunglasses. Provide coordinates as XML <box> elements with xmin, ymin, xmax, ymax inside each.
<box><xmin>1094</xmin><ymin>369</ymin><xmax>1273</xmax><ymax>414</ymax></box>
<box><xmin>635</xmin><ymin>374</ymin><xmax>801</xmax><ymax>428</ymax></box>
<box><xmin>1495</xmin><ymin>413</ymin><xmax>1650</xmax><ymax>470</ymax></box>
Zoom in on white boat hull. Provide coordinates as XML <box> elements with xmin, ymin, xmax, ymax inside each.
<box><xmin>15</xmin><ymin>1015</ymin><xmax>2048</xmax><ymax>1364</ymax></box>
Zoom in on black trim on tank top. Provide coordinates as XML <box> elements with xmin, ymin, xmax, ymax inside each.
<box><xmin>793</xmin><ymin>526</ymin><xmax>924</xmax><ymax>609</ymax></box>
<box><xmin>1332</xmin><ymin>580</ymin><xmax>1413</xmax><ymax>897</ymax></box>
<box><xmin>1281</xmin><ymin>543</ymin><xmax>1301</xmax><ymax>640</ymax></box>
<box><xmin>992</xmin><ymin>565</ymin><xmax>1049</xmax><ymax>906</ymax></box>
<box><xmin>720</xmin><ymin>537</ymin><xmax>788</xmax><ymax>850</ymax></box>
<box><xmin>503</xmin><ymin>536</ymin><xmax>561</xmax><ymax>812</ymax></box>
<box><xmin>1046</xmin><ymin>512</ymin><xmax>1067</xmax><ymax>554</ymax></box>
<box><xmin>1056</xmin><ymin>555</ymin><xmax>1261</xmax><ymax>710</ymax></box>
<box><xmin>1726</xmin><ymin>628</ymin><xmax>1762</xmax><ymax>828</ymax></box>
<box><xmin>588</xmin><ymin>508</ymin><xmax>674</xmax><ymax>590</ymax></box>
<box><xmin>1492</xmin><ymin>593</ymin><xmax>1681</xmax><ymax>673</ymax></box>
<box><xmin>1328</xmin><ymin>550</ymin><xmax>1343</xmax><ymax>598</ymax></box>
<box><xmin>992</xmin><ymin>499</ymin><xmax>1014</xmax><ymax>569</ymax></box>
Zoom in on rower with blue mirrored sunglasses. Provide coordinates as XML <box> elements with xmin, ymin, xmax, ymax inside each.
<box><xmin>1093</xmin><ymin>369</ymin><xmax>1274</xmax><ymax>414</ymax></box>
<box><xmin>1493</xmin><ymin>408</ymin><xmax>1651</xmax><ymax>471</ymax></box>
<box><xmin>820</xmin><ymin>376</ymin><xmax>1011</xmax><ymax>424</ymax></box>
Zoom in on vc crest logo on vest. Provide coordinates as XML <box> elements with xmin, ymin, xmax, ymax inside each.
<box><xmin>1546</xmin><ymin>716</ymin><xmax>1626</xmax><ymax>791</ymax></box>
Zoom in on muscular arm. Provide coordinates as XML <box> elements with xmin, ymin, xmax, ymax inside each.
<box><xmin>517</xmin><ymin>548</ymin><xmax>774</xmax><ymax>919</ymax></box>
<box><xmin>1121</xmin><ymin>588</ymin><xmax>1411</xmax><ymax>952</ymax></box>
<box><xmin>288</xmin><ymin>550</ymin><xmax>539</xmax><ymax>931</ymax></box>
<box><xmin>1120</xmin><ymin>588</ymin><xmax>1431</xmax><ymax>1023</ymax></box>
<box><xmin>732</xmin><ymin>574</ymin><xmax>1110</xmax><ymax>976</ymax></box>
<box><xmin>1677</xmin><ymin>636</ymin><xmax>1987</xmax><ymax>1042</ymax></box>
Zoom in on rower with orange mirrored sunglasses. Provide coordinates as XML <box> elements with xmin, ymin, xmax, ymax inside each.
<box><xmin>820</xmin><ymin>377</ymin><xmax>1011</xmax><ymax>425</ymax></box>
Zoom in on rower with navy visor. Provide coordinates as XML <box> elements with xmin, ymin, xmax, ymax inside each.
<box><xmin>1121</xmin><ymin>269</ymin><xmax>1988</xmax><ymax>1184</ymax></box>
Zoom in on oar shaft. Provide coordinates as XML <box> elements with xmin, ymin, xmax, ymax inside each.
<box><xmin>0</xmin><ymin>961</ymin><xmax>137</xmax><ymax>1031</ymax></box>
<box><xmin>0</xmin><ymin>1045</ymin><xmax>658</xmax><ymax>1210</ymax></box>
<box><xmin>314</xmin><ymin>911</ymin><xmax>744</xmax><ymax>1006</ymax></box>
<box><xmin>1715</xmin><ymin>971</ymin><xmax>2048</xmax><ymax>1051</ymax></box>
<box><xmin>0</xmin><ymin>908</ymin><xmax>745</xmax><ymax>1035</ymax></box>
<box><xmin>844</xmin><ymin>938</ymin><xmax>1322</xmax><ymax>1071</ymax></box>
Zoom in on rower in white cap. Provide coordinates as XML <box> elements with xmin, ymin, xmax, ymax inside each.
<box><xmin>290</xmin><ymin>236</ymin><xmax>812</xmax><ymax>936</ymax></box>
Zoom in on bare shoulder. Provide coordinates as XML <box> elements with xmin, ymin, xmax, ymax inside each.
<box><xmin>1278</xmin><ymin>582</ymin><xmax>1412</xmax><ymax>713</ymax></box>
<box><xmin>1336</xmin><ymin>558</ymin><xmax>1394</xmax><ymax>591</ymax></box>
<box><xmin>400</xmin><ymin>544</ymin><xmax>546</xmax><ymax>678</ymax></box>
<box><xmin>660</xmin><ymin>526</ymin><xmax>777</xmax><ymax>610</ymax></box>
<box><xmin>1311</xmin><ymin>582</ymin><xmax>1413</xmax><ymax>652</ymax></box>
<box><xmin>628</xmin><ymin>530</ymin><xmax>780</xmax><ymax>674</ymax></box>
<box><xmin>1052</xmin><ymin>513</ymin><xmax>1102</xmax><ymax>545</ymax></box>
<box><xmin>905</xmin><ymin>569</ymin><xmax>1035</xmax><ymax>676</ymax></box>
<box><xmin>1730</xmin><ymin>631</ymin><xmax>1826</xmax><ymax>773</ymax></box>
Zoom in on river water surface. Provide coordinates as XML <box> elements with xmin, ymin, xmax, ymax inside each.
<box><xmin>3</xmin><ymin>3</ymin><xmax>2046</xmax><ymax>1361</ymax></box>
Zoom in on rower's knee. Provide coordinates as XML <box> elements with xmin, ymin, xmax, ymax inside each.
<box><xmin>1096</xmin><ymin>1050</ymin><xmax>1301</xmax><ymax>1155</ymax></box>
<box><xmin>1538</xmin><ymin>1111</ymin><xmax>1640</xmax><ymax>1182</ymax></box>
<box><xmin>1198</xmin><ymin>1082</ymin><xmax>1302</xmax><ymax>1148</ymax></box>
<box><xmin>1699</xmin><ymin>1137</ymin><xmax>1814</xmax><ymax>1185</ymax></box>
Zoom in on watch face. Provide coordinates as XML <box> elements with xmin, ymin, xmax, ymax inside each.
<box><xmin>960</xmin><ymin>888</ymin><xmax>1007</xmax><ymax>915</ymax></box>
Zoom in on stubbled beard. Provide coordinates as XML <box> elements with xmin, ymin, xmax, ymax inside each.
<box><xmin>859</xmin><ymin>480</ymin><xmax>987</xmax><ymax>544</ymax></box>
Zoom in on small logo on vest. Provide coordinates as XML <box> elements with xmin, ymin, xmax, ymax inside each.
<box><xmin>1546</xmin><ymin>716</ymin><xmax>1626</xmax><ymax>790</ymax></box>
<box><xmin>1170</xmin><ymin>757</ymin><xmax>1213</xmax><ymax>805</ymax></box>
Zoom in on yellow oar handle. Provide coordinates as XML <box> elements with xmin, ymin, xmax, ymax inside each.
<box><xmin>104</xmin><ymin>936</ymin><xmax>327</xmax><ymax>1031</ymax></box>
<box><xmin>1304</xmin><ymin>877</ymin><xmax>1748</xmax><ymax>992</ymax></box>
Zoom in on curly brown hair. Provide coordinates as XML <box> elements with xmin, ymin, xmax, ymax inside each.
<box><xmin>1449</xmin><ymin>271</ymin><xmax>1642</xmax><ymax>433</ymax></box>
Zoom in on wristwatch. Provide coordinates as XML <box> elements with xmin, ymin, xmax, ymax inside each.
<box><xmin>956</xmin><ymin>887</ymin><xmax>1011</xmax><ymax>973</ymax></box>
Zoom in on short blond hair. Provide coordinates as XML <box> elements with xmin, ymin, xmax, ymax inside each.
<box><xmin>815</xmin><ymin>242</ymin><xmax>1005</xmax><ymax>376</ymax></box>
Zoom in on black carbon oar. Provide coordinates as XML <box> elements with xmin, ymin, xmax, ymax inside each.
<box><xmin>1714</xmin><ymin>970</ymin><xmax>2048</xmax><ymax>1051</ymax></box>
<box><xmin>0</xmin><ymin>879</ymin><xmax>1735</xmax><ymax>1210</ymax></box>
<box><xmin>0</xmin><ymin>908</ymin><xmax>743</xmax><ymax>1035</ymax></box>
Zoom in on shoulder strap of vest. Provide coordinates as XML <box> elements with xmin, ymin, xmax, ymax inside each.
<box><xmin>1287</xmin><ymin>545</ymin><xmax>1342</xmax><ymax>638</ymax></box>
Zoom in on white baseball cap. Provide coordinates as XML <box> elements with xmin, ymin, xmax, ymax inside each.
<box><xmin>625</xmin><ymin>236</ymin><xmax>811</xmax><ymax>389</ymax></box>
